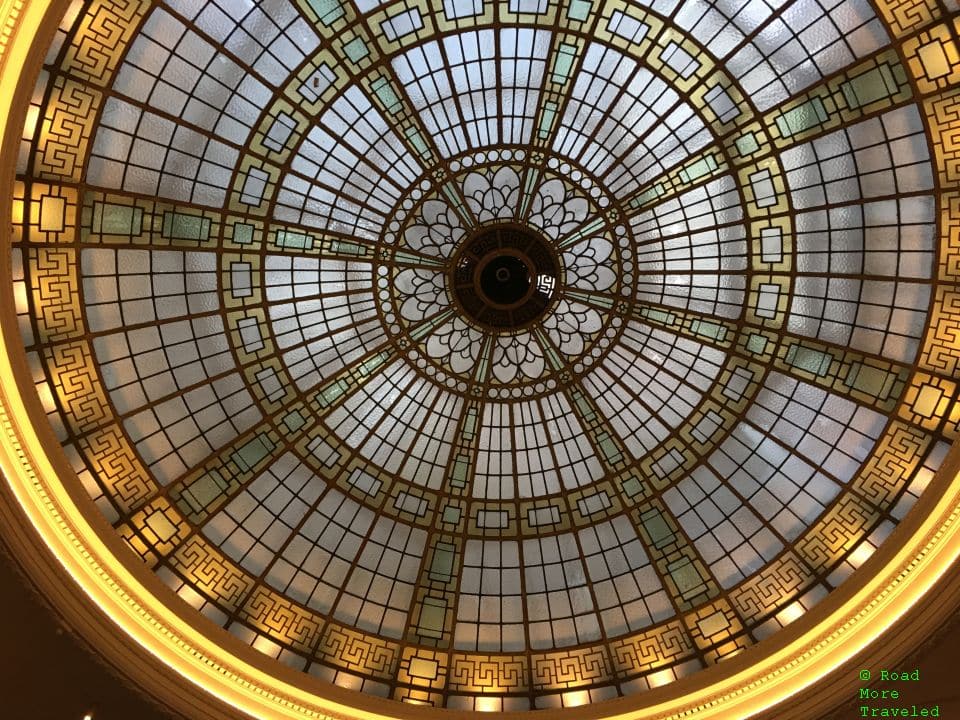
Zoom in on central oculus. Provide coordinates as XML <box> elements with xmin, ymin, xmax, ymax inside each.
<box><xmin>449</xmin><ymin>224</ymin><xmax>560</xmax><ymax>331</ymax></box>
<box><xmin>479</xmin><ymin>253</ymin><xmax>530</xmax><ymax>305</ymax></box>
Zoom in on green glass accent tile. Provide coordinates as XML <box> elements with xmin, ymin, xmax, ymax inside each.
<box><xmin>409</xmin><ymin>323</ymin><xmax>431</xmax><ymax>342</ymax></box>
<box><xmin>462</xmin><ymin>407</ymin><xmax>478</xmax><ymax>440</ymax></box>
<box><xmin>572</xmin><ymin>392</ymin><xmax>595</xmax><ymax>422</ymax></box>
<box><xmin>841</xmin><ymin>64</ymin><xmax>899</xmax><ymax>108</ymax></box>
<box><xmin>641</xmin><ymin>509</ymin><xmax>674</xmax><ymax>549</ymax></box>
<box><xmin>306</xmin><ymin>0</ymin><xmax>344</xmax><ymax>25</ymax></box>
<box><xmin>451</xmin><ymin>455</ymin><xmax>470</xmax><ymax>487</ymax></box>
<box><xmin>93</xmin><ymin>202</ymin><xmax>142</xmax><ymax>235</ymax></box>
<box><xmin>551</xmin><ymin>43</ymin><xmax>578</xmax><ymax>85</ymax></box>
<box><xmin>318</xmin><ymin>379</ymin><xmax>348</xmax><ymax>407</ymax></box>
<box><xmin>575</xmin><ymin>218</ymin><xmax>604</xmax><ymax>239</ymax></box>
<box><xmin>276</xmin><ymin>229</ymin><xmax>313</xmax><ymax>250</ymax></box>
<box><xmin>282</xmin><ymin>410</ymin><xmax>306</xmax><ymax>432</ymax></box>
<box><xmin>559</xmin><ymin>217</ymin><xmax>604</xmax><ymax>249</ymax></box>
<box><xmin>678</xmin><ymin>155</ymin><xmax>718</xmax><ymax>183</ymax></box>
<box><xmin>542</xmin><ymin>342</ymin><xmax>564</xmax><ymax>371</ymax></box>
<box><xmin>183</xmin><ymin>471</ymin><xmax>225</xmax><ymax>513</ymax></box>
<box><xmin>735</xmin><ymin>132</ymin><xmax>760</xmax><ymax>156</ymax></box>
<box><xmin>567</xmin><ymin>290</ymin><xmax>611</xmax><ymax>309</ymax></box>
<box><xmin>523</xmin><ymin>168</ymin><xmax>539</xmax><ymax>194</ymax></box>
<box><xmin>232</xmin><ymin>434</ymin><xmax>274</xmax><ymax>472</ymax></box>
<box><xmin>745</xmin><ymin>333</ymin><xmax>768</xmax><ymax>355</ymax></box>
<box><xmin>404</xmin><ymin>127</ymin><xmax>430</xmax><ymax>157</ymax></box>
<box><xmin>597</xmin><ymin>432</ymin><xmax>622</xmax><ymax>465</ymax></box>
<box><xmin>473</xmin><ymin>340</ymin><xmax>490</xmax><ymax>381</ymax></box>
<box><xmin>429</xmin><ymin>542</ymin><xmax>456</xmax><ymax>582</ymax></box>
<box><xmin>775</xmin><ymin>97</ymin><xmax>829</xmax><ymax>137</ymax></box>
<box><xmin>360</xmin><ymin>352</ymin><xmax>388</xmax><ymax>376</ymax></box>
<box><xmin>161</xmin><ymin>211</ymin><xmax>210</xmax><ymax>241</ymax></box>
<box><xmin>537</xmin><ymin>101</ymin><xmax>558</xmax><ymax>139</ymax></box>
<box><xmin>233</xmin><ymin>223</ymin><xmax>254</xmax><ymax>245</ymax></box>
<box><xmin>441</xmin><ymin>183</ymin><xmax>468</xmax><ymax>217</ymax></box>
<box><xmin>845</xmin><ymin>363</ymin><xmax>896</xmax><ymax>400</ymax></box>
<box><xmin>566</xmin><ymin>0</ymin><xmax>591</xmax><ymax>21</ymax></box>
<box><xmin>370</xmin><ymin>76</ymin><xmax>402</xmax><ymax>114</ymax></box>
<box><xmin>621</xmin><ymin>475</ymin><xmax>643</xmax><ymax>498</ymax></box>
<box><xmin>519</xmin><ymin>167</ymin><xmax>541</xmax><ymax>217</ymax></box>
<box><xmin>640</xmin><ymin>307</ymin><xmax>676</xmax><ymax>325</ymax></box>
<box><xmin>331</xmin><ymin>239</ymin><xmax>368</xmax><ymax>256</ymax></box>
<box><xmin>418</xmin><ymin>597</ymin><xmax>447</xmax><ymax>639</ymax></box>
<box><xmin>785</xmin><ymin>344</ymin><xmax>832</xmax><ymax>377</ymax></box>
<box><xmin>411</xmin><ymin>312</ymin><xmax>451</xmax><ymax>342</ymax></box>
<box><xmin>393</xmin><ymin>250</ymin><xmax>443</xmax><ymax>267</ymax></box>
<box><xmin>668</xmin><ymin>557</ymin><xmax>706</xmax><ymax>598</ymax></box>
<box><xmin>441</xmin><ymin>505</ymin><xmax>461</xmax><ymax>524</ymax></box>
<box><xmin>630</xmin><ymin>183</ymin><xmax>665</xmax><ymax>208</ymax></box>
<box><xmin>343</xmin><ymin>37</ymin><xmax>369</xmax><ymax>63</ymax></box>
<box><xmin>690</xmin><ymin>319</ymin><xmax>727</xmax><ymax>342</ymax></box>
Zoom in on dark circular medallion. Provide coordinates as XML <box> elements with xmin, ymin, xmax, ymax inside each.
<box><xmin>479</xmin><ymin>253</ymin><xmax>531</xmax><ymax>306</ymax></box>
<box><xmin>449</xmin><ymin>225</ymin><xmax>560</xmax><ymax>331</ymax></box>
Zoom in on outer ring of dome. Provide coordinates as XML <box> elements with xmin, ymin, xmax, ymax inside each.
<box><xmin>3</xmin><ymin>2</ymin><xmax>960</xmax><ymax>720</ymax></box>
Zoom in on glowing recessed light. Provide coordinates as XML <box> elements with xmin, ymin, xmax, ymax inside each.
<box><xmin>475</xmin><ymin>697</ymin><xmax>501</xmax><ymax>712</ymax></box>
<box><xmin>647</xmin><ymin>668</ymin><xmax>676</xmax><ymax>689</ymax></box>
<box><xmin>776</xmin><ymin>601</ymin><xmax>806</xmax><ymax>626</ymax></box>
<box><xmin>849</xmin><ymin>542</ymin><xmax>877</xmax><ymax>569</ymax></box>
<box><xmin>562</xmin><ymin>690</ymin><xmax>590</xmax><ymax>707</ymax></box>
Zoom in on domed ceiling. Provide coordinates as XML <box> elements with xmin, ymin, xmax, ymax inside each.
<box><xmin>2</xmin><ymin>0</ymin><xmax>960</xmax><ymax>716</ymax></box>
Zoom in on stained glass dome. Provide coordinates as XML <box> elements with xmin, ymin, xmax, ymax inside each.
<box><xmin>1</xmin><ymin>0</ymin><xmax>960</xmax><ymax>717</ymax></box>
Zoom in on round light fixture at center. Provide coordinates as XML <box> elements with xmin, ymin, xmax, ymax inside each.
<box><xmin>449</xmin><ymin>225</ymin><xmax>560</xmax><ymax>331</ymax></box>
<box><xmin>478</xmin><ymin>251</ymin><xmax>533</xmax><ymax>307</ymax></box>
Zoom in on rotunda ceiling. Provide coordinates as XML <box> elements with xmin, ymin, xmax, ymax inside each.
<box><xmin>2</xmin><ymin>0</ymin><xmax>960</xmax><ymax>716</ymax></box>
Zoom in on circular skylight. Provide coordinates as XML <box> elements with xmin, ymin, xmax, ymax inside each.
<box><xmin>3</xmin><ymin>0</ymin><xmax>960</xmax><ymax>715</ymax></box>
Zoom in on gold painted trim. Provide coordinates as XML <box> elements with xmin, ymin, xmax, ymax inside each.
<box><xmin>1</xmin><ymin>1</ymin><xmax>960</xmax><ymax>719</ymax></box>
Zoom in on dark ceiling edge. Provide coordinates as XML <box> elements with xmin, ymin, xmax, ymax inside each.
<box><xmin>0</xmin><ymin>530</ymin><xmax>180</xmax><ymax>718</ymax></box>
<box><xmin>0</xmin><ymin>471</ymin><xmax>255</xmax><ymax>720</ymax></box>
<box><xmin>819</xmin><ymin>602</ymin><xmax>960</xmax><ymax>720</ymax></box>
<box><xmin>751</xmin><ymin>552</ymin><xmax>960</xmax><ymax>720</ymax></box>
